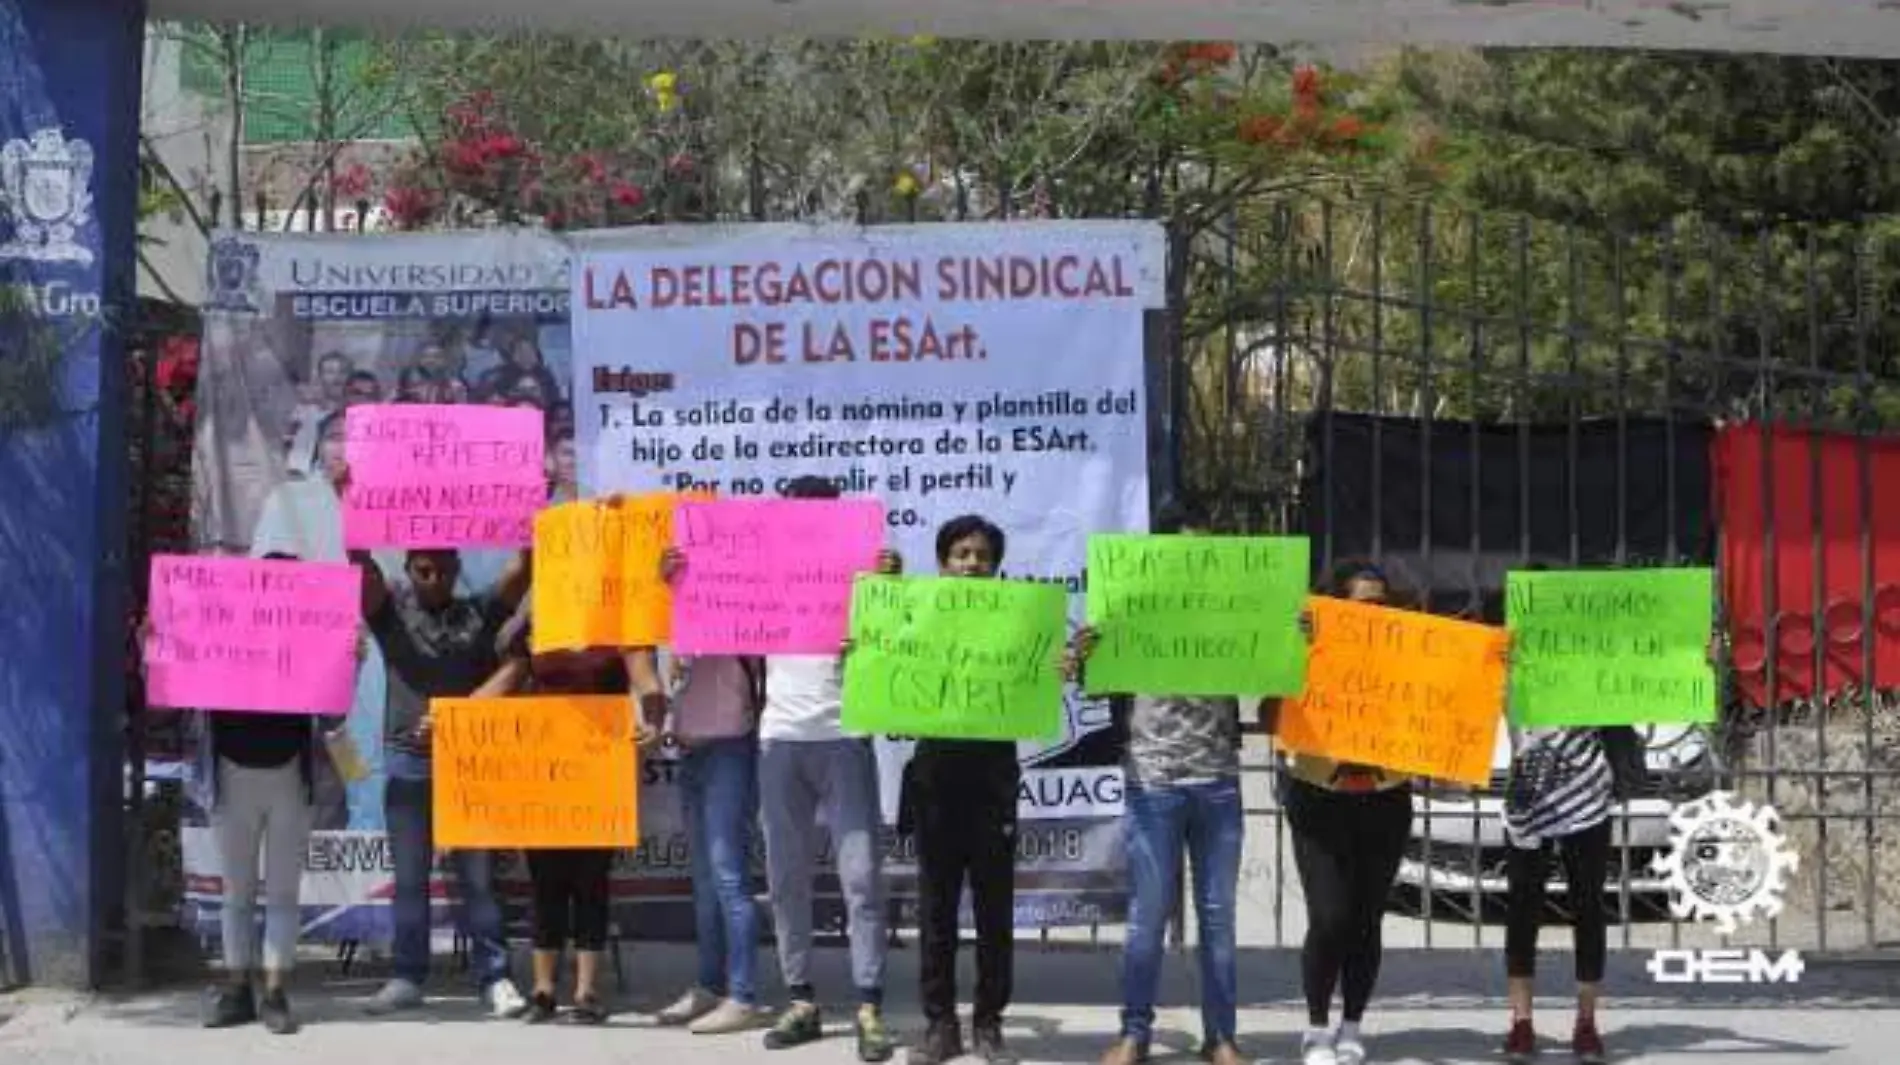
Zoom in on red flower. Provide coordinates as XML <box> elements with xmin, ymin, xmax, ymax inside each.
<box><xmin>1186</xmin><ymin>42</ymin><xmax>1236</xmax><ymax>65</ymax></box>
<box><xmin>574</xmin><ymin>153</ymin><xmax>609</xmax><ymax>184</ymax></box>
<box><xmin>1292</xmin><ymin>64</ymin><xmax>1323</xmax><ymax>106</ymax></box>
<box><xmin>485</xmin><ymin>133</ymin><xmax>525</xmax><ymax>160</ymax></box>
<box><xmin>330</xmin><ymin>162</ymin><xmax>373</xmax><ymax>200</ymax></box>
<box><xmin>1238</xmin><ymin>114</ymin><xmax>1285</xmax><ymax>145</ymax></box>
<box><xmin>384</xmin><ymin>184</ymin><xmax>439</xmax><ymax>230</ymax></box>
<box><xmin>1328</xmin><ymin>114</ymin><xmax>1366</xmax><ymax>142</ymax></box>
<box><xmin>609</xmin><ymin>181</ymin><xmax>645</xmax><ymax>209</ymax></box>
<box><xmin>545</xmin><ymin>207</ymin><xmax>568</xmax><ymax>230</ymax></box>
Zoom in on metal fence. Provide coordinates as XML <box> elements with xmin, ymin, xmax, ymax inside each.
<box><xmin>1158</xmin><ymin>198</ymin><xmax>1900</xmax><ymax>956</ymax></box>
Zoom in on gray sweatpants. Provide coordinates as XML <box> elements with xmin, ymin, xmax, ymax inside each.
<box><xmin>758</xmin><ymin>738</ymin><xmax>887</xmax><ymax>999</ymax></box>
<box><xmin>214</xmin><ymin>758</ymin><xmax>312</xmax><ymax>974</ymax></box>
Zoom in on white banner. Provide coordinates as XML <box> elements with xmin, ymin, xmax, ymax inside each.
<box><xmin>572</xmin><ymin>221</ymin><xmax>1164</xmax><ymax>820</ymax></box>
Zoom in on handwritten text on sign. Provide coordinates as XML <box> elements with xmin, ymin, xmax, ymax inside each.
<box><xmin>431</xmin><ymin>695</ymin><xmax>639</xmax><ymax>849</ymax></box>
<box><xmin>671</xmin><ymin>498</ymin><xmax>885</xmax><ymax>654</ymax></box>
<box><xmin>1275</xmin><ymin>598</ymin><xmax>1507</xmax><ymax>786</ymax></box>
<box><xmin>1084</xmin><ymin>534</ymin><xmax>1310</xmax><ymax>696</ymax></box>
<box><xmin>1507</xmin><ymin>568</ymin><xmax>1717</xmax><ymax>726</ymax></box>
<box><xmin>343</xmin><ymin>404</ymin><xmax>545</xmax><ymax>549</ymax></box>
<box><xmin>842</xmin><ymin>576</ymin><xmax>1067</xmax><ymax>741</ymax></box>
<box><xmin>144</xmin><ymin>555</ymin><xmax>359</xmax><ymax>714</ymax></box>
<box><xmin>532</xmin><ymin>495</ymin><xmax>677</xmax><ymax>653</ymax></box>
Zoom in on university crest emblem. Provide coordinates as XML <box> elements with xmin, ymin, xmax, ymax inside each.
<box><xmin>0</xmin><ymin>128</ymin><xmax>94</xmax><ymax>265</ymax></box>
<box><xmin>206</xmin><ymin>235</ymin><xmax>262</xmax><ymax>312</ymax></box>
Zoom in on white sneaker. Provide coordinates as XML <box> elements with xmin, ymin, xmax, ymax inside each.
<box><xmin>1333</xmin><ymin>1034</ymin><xmax>1367</xmax><ymax>1065</ymax></box>
<box><xmin>365</xmin><ymin>978</ymin><xmax>424</xmax><ymax>1015</ymax></box>
<box><xmin>689</xmin><ymin>998</ymin><xmax>771</xmax><ymax>1035</ymax></box>
<box><xmin>1302</xmin><ymin>1030</ymin><xmax>1339</xmax><ymax>1065</ymax></box>
<box><xmin>657</xmin><ymin>986</ymin><xmax>720</xmax><ymax>1027</ymax></box>
<box><xmin>485</xmin><ymin>978</ymin><xmax>528</xmax><ymax>1020</ymax></box>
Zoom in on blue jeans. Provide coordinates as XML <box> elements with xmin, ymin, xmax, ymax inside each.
<box><xmin>385</xmin><ymin>773</ymin><xmax>511</xmax><ymax>989</ymax></box>
<box><xmin>680</xmin><ymin>737</ymin><xmax>760</xmax><ymax>1004</ymax></box>
<box><xmin>1119</xmin><ymin>777</ymin><xmax>1244</xmax><ymax>1048</ymax></box>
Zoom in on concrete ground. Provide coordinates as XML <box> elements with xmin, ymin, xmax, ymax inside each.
<box><xmin>5</xmin><ymin>943</ymin><xmax>1900</xmax><ymax>1065</ymax></box>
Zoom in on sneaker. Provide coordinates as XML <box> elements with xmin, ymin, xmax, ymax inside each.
<box><xmin>1101</xmin><ymin>1038</ymin><xmax>1150</xmax><ymax>1065</ymax></box>
<box><xmin>524</xmin><ymin>992</ymin><xmax>558</xmax><ymax>1025</ymax></box>
<box><xmin>203</xmin><ymin>983</ymin><xmax>256</xmax><ymax>1029</ymax></box>
<box><xmin>1334</xmin><ymin>1028</ymin><xmax>1367</xmax><ymax>1065</ymax></box>
<box><xmin>1302</xmin><ymin>1030</ymin><xmax>1339</xmax><ymax>1065</ymax></box>
<box><xmin>972</xmin><ymin>1020</ymin><xmax>1015</xmax><ymax>1065</ymax></box>
<box><xmin>659</xmin><ymin>987</ymin><xmax>721</xmax><ymax>1027</ymax></box>
<box><xmin>856</xmin><ymin>1005</ymin><xmax>896</xmax><ymax>1063</ymax></box>
<box><xmin>764</xmin><ymin>1002</ymin><xmax>823</xmax><ymax>1050</ymax></box>
<box><xmin>259</xmin><ymin>988</ymin><xmax>297</xmax><ymax>1035</ymax></box>
<box><xmin>1572</xmin><ymin>1017</ymin><xmax>1605</xmax><ymax>1065</ymax></box>
<box><xmin>1203</xmin><ymin>1041</ymin><xmax>1245</xmax><ymax>1065</ymax></box>
<box><xmin>364</xmin><ymin>978</ymin><xmax>424</xmax><ymax>1016</ymax></box>
<box><xmin>910</xmin><ymin>1019</ymin><xmax>964</xmax><ymax>1065</ymax></box>
<box><xmin>1504</xmin><ymin>1019</ymin><xmax>1538</xmax><ymax>1063</ymax></box>
<box><xmin>569</xmin><ymin>995</ymin><xmax>610</xmax><ymax>1026</ymax></box>
<box><xmin>690</xmin><ymin>999</ymin><xmax>772</xmax><ymax>1035</ymax></box>
<box><xmin>485</xmin><ymin>978</ymin><xmax>528</xmax><ymax>1020</ymax></box>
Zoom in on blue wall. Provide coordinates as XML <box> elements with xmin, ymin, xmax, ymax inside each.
<box><xmin>0</xmin><ymin>0</ymin><xmax>145</xmax><ymax>987</ymax></box>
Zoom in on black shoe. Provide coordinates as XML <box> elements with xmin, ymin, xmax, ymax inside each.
<box><xmin>525</xmin><ymin>992</ymin><xmax>558</xmax><ymax>1025</ymax></box>
<box><xmin>203</xmin><ymin>983</ymin><xmax>256</xmax><ymax>1029</ymax></box>
<box><xmin>259</xmin><ymin>988</ymin><xmax>297</xmax><ymax>1035</ymax></box>
<box><xmin>973</xmin><ymin>1020</ymin><xmax>1015</xmax><ymax>1064</ymax></box>
<box><xmin>764</xmin><ymin>1003</ymin><xmax>823</xmax><ymax>1050</ymax></box>
<box><xmin>909</xmin><ymin>1019</ymin><xmax>963</xmax><ymax>1065</ymax></box>
<box><xmin>569</xmin><ymin>995</ymin><xmax>610</xmax><ymax>1026</ymax></box>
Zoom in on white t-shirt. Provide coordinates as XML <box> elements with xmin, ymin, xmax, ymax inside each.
<box><xmin>761</xmin><ymin>655</ymin><xmax>845</xmax><ymax>743</ymax></box>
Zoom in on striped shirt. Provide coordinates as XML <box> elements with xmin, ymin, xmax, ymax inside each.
<box><xmin>1503</xmin><ymin>727</ymin><xmax>1613</xmax><ymax>849</ymax></box>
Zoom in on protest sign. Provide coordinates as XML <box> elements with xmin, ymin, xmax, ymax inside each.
<box><xmin>144</xmin><ymin>554</ymin><xmax>359</xmax><ymax>714</ymax></box>
<box><xmin>1275</xmin><ymin>597</ymin><xmax>1507</xmax><ymax>785</ymax></box>
<box><xmin>1507</xmin><ymin>567</ymin><xmax>1717</xmax><ymax>726</ymax></box>
<box><xmin>671</xmin><ymin>498</ymin><xmax>885</xmax><ymax>654</ymax></box>
<box><xmin>432</xmin><ymin>695</ymin><xmax>639</xmax><ymax>849</ymax></box>
<box><xmin>342</xmin><ymin>404</ymin><xmax>546</xmax><ymax>549</ymax></box>
<box><xmin>532</xmin><ymin>495</ymin><xmax>676</xmax><ymax>653</ymax></box>
<box><xmin>1084</xmin><ymin>534</ymin><xmax>1309</xmax><ymax>695</ymax></box>
<box><xmin>842</xmin><ymin>576</ymin><xmax>1067</xmax><ymax>740</ymax></box>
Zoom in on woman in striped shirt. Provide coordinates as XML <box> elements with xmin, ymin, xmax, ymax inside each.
<box><xmin>1500</xmin><ymin>721</ymin><xmax>1613</xmax><ymax>1065</ymax></box>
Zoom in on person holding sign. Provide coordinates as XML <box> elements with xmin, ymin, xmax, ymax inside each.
<box><xmin>357</xmin><ymin>547</ymin><xmax>531</xmax><ymax>1021</ymax></box>
<box><xmin>153</xmin><ymin>552</ymin><xmax>327</xmax><ymax>1036</ymax></box>
<box><xmin>1067</xmin><ymin>503</ymin><xmax>1250</xmax><ymax>1065</ymax></box>
<box><xmin>646</xmin><ymin>648</ymin><xmax>771</xmax><ymax>1035</ymax></box>
<box><xmin>1262</xmin><ymin>562</ymin><xmax>1412</xmax><ymax>1065</ymax></box>
<box><xmin>896</xmin><ymin>515</ymin><xmax>1024</xmax><ymax>1065</ymax></box>
<box><xmin>480</xmin><ymin>607</ymin><xmax>631</xmax><ymax>1026</ymax></box>
<box><xmin>662</xmin><ymin>476</ymin><xmax>902</xmax><ymax>1063</ymax></box>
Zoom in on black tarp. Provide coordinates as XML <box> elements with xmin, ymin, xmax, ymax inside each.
<box><xmin>1302</xmin><ymin>413</ymin><xmax>1715</xmax><ymax>621</ymax></box>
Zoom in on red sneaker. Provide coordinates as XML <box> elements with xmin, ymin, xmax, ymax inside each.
<box><xmin>1572</xmin><ymin>1017</ymin><xmax>1606</xmax><ymax>1064</ymax></box>
<box><xmin>1503</xmin><ymin>1019</ymin><xmax>1537</xmax><ymax>1063</ymax></box>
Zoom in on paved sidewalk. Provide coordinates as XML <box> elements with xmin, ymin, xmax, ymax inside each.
<box><xmin>5</xmin><ymin>944</ymin><xmax>1898</xmax><ymax>1064</ymax></box>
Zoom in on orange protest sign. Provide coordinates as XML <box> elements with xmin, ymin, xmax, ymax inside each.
<box><xmin>531</xmin><ymin>494</ymin><xmax>675</xmax><ymax>652</ymax></box>
<box><xmin>431</xmin><ymin>695</ymin><xmax>639</xmax><ymax>849</ymax></box>
<box><xmin>1275</xmin><ymin>597</ymin><xmax>1507</xmax><ymax>786</ymax></box>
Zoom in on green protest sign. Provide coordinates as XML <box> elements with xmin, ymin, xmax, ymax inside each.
<box><xmin>1506</xmin><ymin>567</ymin><xmax>1717</xmax><ymax>726</ymax></box>
<box><xmin>841</xmin><ymin>575</ymin><xmax>1067</xmax><ymax>741</ymax></box>
<box><xmin>1082</xmin><ymin>534</ymin><xmax>1310</xmax><ymax>696</ymax></box>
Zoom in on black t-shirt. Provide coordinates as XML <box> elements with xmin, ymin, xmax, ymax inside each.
<box><xmin>212</xmin><ymin>711</ymin><xmax>314</xmax><ymax>769</ymax></box>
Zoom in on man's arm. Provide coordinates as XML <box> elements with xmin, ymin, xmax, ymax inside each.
<box><xmin>496</xmin><ymin>548</ymin><xmax>532</xmax><ymax>610</ymax></box>
<box><xmin>472</xmin><ymin>658</ymin><xmax>530</xmax><ymax>699</ymax></box>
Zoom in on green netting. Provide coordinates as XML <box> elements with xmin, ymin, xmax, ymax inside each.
<box><xmin>176</xmin><ymin>28</ymin><xmax>417</xmax><ymax>145</ymax></box>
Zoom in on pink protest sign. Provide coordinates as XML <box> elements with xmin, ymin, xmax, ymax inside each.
<box><xmin>342</xmin><ymin>404</ymin><xmax>545</xmax><ymax>549</ymax></box>
<box><xmin>671</xmin><ymin>498</ymin><xmax>886</xmax><ymax>655</ymax></box>
<box><xmin>144</xmin><ymin>555</ymin><xmax>360</xmax><ymax>715</ymax></box>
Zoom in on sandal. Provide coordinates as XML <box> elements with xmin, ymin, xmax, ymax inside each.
<box><xmin>569</xmin><ymin>995</ymin><xmax>610</xmax><ymax>1026</ymax></box>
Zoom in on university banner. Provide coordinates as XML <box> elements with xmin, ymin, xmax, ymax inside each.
<box><xmin>572</xmin><ymin>221</ymin><xmax>1166</xmax><ymax>927</ymax></box>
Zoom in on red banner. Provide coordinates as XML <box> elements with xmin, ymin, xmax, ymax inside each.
<box><xmin>1715</xmin><ymin>423</ymin><xmax>1900</xmax><ymax>707</ymax></box>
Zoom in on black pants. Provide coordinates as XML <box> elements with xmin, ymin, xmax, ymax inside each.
<box><xmin>526</xmin><ymin>849</ymin><xmax>613</xmax><ymax>952</ymax></box>
<box><xmin>1284</xmin><ymin>779</ymin><xmax>1412</xmax><ymax>1027</ymax></box>
<box><xmin>903</xmin><ymin>740</ymin><xmax>1020</xmax><ymax>1027</ymax></box>
<box><xmin>1504</xmin><ymin>819</ymin><xmax>1610</xmax><ymax>983</ymax></box>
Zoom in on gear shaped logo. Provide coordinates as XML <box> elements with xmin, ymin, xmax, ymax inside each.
<box><xmin>1649</xmin><ymin>791</ymin><xmax>1800</xmax><ymax>935</ymax></box>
